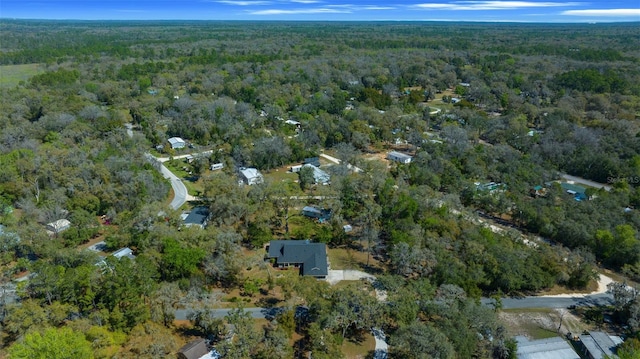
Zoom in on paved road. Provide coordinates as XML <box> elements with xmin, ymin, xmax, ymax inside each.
<box><xmin>144</xmin><ymin>154</ymin><xmax>190</xmax><ymax>210</ymax></box>
<box><xmin>481</xmin><ymin>293</ymin><xmax>614</xmax><ymax>309</ymax></box>
<box><xmin>174</xmin><ymin>307</ymin><xmax>283</xmax><ymax>320</ymax></box>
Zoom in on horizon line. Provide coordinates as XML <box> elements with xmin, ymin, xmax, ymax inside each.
<box><xmin>1</xmin><ymin>18</ymin><xmax>639</xmax><ymax>24</ymax></box>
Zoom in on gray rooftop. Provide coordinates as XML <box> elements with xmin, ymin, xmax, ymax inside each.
<box><xmin>184</xmin><ymin>206</ymin><xmax>209</xmax><ymax>227</ymax></box>
<box><xmin>267</xmin><ymin>240</ymin><xmax>328</xmax><ymax>277</ymax></box>
<box><xmin>580</xmin><ymin>332</ymin><xmax>618</xmax><ymax>359</ymax></box>
<box><xmin>516</xmin><ymin>336</ymin><xmax>580</xmax><ymax>359</ymax></box>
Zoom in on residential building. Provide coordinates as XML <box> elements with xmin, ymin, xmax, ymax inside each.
<box><xmin>177</xmin><ymin>339</ymin><xmax>221</xmax><ymax>359</ymax></box>
<box><xmin>183</xmin><ymin>206</ymin><xmax>209</xmax><ymax>229</ymax></box>
<box><xmin>579</xmin><ymin>331</ymin><xmax>622</xmax><ymax>359</ymax></box>
<box><xmin>560</xmin><ymin>182</ymin><xmax>588</xmax><ymax>201</ymax></box>
<box><xmin>266</xmin><ymin>240</ymin><xmax>328</xmax><ymax>278</ymax></box>
<box><xmin>516</xmin><ymin>336</ymin><xmax>580</xmax><ymax>359</ymax></box>
<box><xmin>168</xmin><ymin>137</ymin><xmax>186</xmax><ymax>149</ymax></box>
<box><xmin>302</xmin><ymin>164</ymin><xmax>330</xmax><ymax>185</ymax></box>
<box><xmin>302</xmin><ymin>206</ymin><xmax>331</xmax><ymax>221</ymax></box>
<box><xmin>239</xmin><ymin>167</ymin><xmax>263</xmax><ymax>185</ymax></box>
<box><xmin>46</xmin><ymin>219</ymin><xmax>71</xmax><ymax>234</ymax></box>
<box><xmin>387</xmin><ymin>151</ymin><xmax>413</xmax><ymax>164</ymax></box>
<box><xmin>303</xmin><ymin>157</ymin><xmax>321</xmax><ymax>167</ymax></box>
<box><xmin>210</xmin><ymin>163</ymin><xmax>224</xmax><ymax>171</ymax></box>
<box><xmin>112</xmin><ymin>247</ymin><xmax>135</xmax><ymax>260</ymax></box>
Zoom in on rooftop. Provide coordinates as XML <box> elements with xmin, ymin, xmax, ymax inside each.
<box><xmin>267</xmin><ymin>240</ymin><xmax>328</xmax><ymax>277</ymax></box>
<box><xmin>112</xmin><ymin>247</ymin><xmax>135</xmax><ymax>260</ymax></box>
<box><xmin>579</xmin><ymin>331</ymin><xmax>621</xmax><ymax>359</ymax></box>
<box><xmin>184</xmin><ymin>206</ymin><xmax>209</xmax><ymax>228</ymax></box>
<box><xmin>516</xmin><ymin>336</ymin><xmax>580</xmax><ymax>359</ymax></box>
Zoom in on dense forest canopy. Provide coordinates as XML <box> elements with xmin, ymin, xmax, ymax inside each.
<box><xmin>0</xmin><ymin>20</ymin><xmax>639</xmax><ymax>358</ymax></box>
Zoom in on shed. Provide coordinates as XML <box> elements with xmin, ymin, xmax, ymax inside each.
<box><xmin>516</xmin><ymin>336</ymin><xmax>580</xmax><ymax>359</ymax></box>
<box><xmin>387</xmin><ymin>151</ymin><xmax>413</xmax><ymax>164</ymax></box>
<box><xmin>579</xmin><ymin>331</ymin><xmax>621</xmax><ymax>359</ymax></box>
<box><xmin>46</xmin><ymin>219</ymin><xmax>71</xmax><ymax>234</ymax></box>
<box><xmin>168</xmin><ymin>137</ymin><xmax>186</xmax><ymax>149</ymax></box>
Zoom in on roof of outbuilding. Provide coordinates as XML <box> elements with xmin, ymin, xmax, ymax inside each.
<box><xmin>516</xmin><ymin>336</ymin><xmax>580</xmax><ymax>359</ymax></box>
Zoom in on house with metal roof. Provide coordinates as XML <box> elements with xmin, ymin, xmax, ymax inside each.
<box><xmin>387</xmin><ymin>151</ymin><xmax>413</xmax><ymax>164</ymax></box>
<box><xmin>579</xmin><ymin>331</ymin><xmax>622</xmax><ymax>359</ymax></box>
<box><xmin>239</xmin><ymin>167</ymin><xmax>263</xmax><ymax>185</ymax></box>
<box><xmin>516</xmin><ymin>336</ymin><xmax>580</xmax><ymax>359</ymax></box>
<box><xmin>266</xmin><ymin>240</ymin><xmax>328</xmax><ymax>278</ymax></box>
<box><xmin>112</xmin><ymin>247</ymin><xmax>135</xmax><ymax>260</ymax></box>
<box><xmin>302</xmin><ymin>164</ymin><xmax>330</xmax><ymax>185</ymax></box>
<box><xmin>302</xmin><ymin>206</ymin><xmax>332</xmax><ymax>221</ymax></box>
<box><xmin>46</xmin><ymin>219</ymin><xmax>71</xmax><ymax>235</ymax></box>
<box><xmin>168</xmin><ymin>137</ymin><xmax>186</xmax><ymax>149</ymax></box>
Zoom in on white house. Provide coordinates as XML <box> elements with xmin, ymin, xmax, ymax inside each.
<box><xmin>239</xmin><ymin>167</ymin><xmax>263</xmax><ymax>185</ymax></box>
<box><xmin>210</xmin><ymin>163</ymin><xmax>224</xmax><ymax>171</ymax></box>
<box><xmin>387</xmin><ymin>151</ymin><xmax>413</xmax><ymax>164</ymax></box>
<box><xmin>112</xmin><ymin>247</ymin><xmax>135</xmax><ymax>260</ymax></box>
<box><xmin>46</xmin><ymin>219</ymin><xmax>71</xmax><ymax>234</ymax></box>
<box><xmin>168</xmin><ymin>137</ymin><xmax>186</xmax><ymax>149</ymax></box>
<box><xmin>302</xmin><ymin>164</ymin><xmax>330</xmax><ymax>185</ymax></box>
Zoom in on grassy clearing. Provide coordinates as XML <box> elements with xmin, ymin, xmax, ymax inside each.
<box><xmin>0</xmin><ymin>63</ymin><xmax>44</xmax><ymax>88</ymax></box>
<box><xmin>341</xmin><ymin>332</ymin><xmax>376</xmax><ymax>359</ymax></box>
<box><xmin>500</xmin><ymin>308</ymin><xmax>591</xmax><ymax>339</ymax></box>
<box><xmin>327</xmin><ymin>247</ymin><xmax>383</xmax><ymax>272</ymax></box>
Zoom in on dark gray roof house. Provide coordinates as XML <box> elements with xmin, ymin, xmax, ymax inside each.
<box><xmin>177</xmin><ymin>339</ymin><xmax>209</xmax><ymax>359</ymax></box>
<box><xmin>267</xmin><ymin>240</ymin><xmax>328</xmax><ymax>278</ymax></box>
<box><xmin>183</xmin><ymin>206</ymin><xmax>209</xmax><ymax>229</ymax></box>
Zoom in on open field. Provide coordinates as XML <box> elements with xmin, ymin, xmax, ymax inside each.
<box><xmin>0</xmin><ymin>64</ymin><xmax>44</xmax><ymax>88</ymax></box>
<box><xmin>342</xmin><ymin>332</ymin><xmax>376</xmax><ymax>359</ymax></box>
<box><xmin>327</xmin><ymin>247</ymin><xmax>383</xmax><ymax>272</ymax></box>
<box><xmin>500</xmin><ymin>308</ymin><xmax>591</xmax><ymax>339</ymax></box>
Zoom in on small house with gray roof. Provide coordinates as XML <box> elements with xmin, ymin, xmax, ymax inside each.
<box><xmin>266</xmin><ymin>240</ymin><xmax>328</xmax><ymax>278</ymax></box>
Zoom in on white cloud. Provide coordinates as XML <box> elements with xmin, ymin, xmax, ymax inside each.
<box><xmin>216</xmin><ymin>0</ymin><xmax>272</xmax><ymax>5</ymax></box>
<box><xmin>562</xmin><ymin>8</ymin><xmax>640</xmax><ymax>17</ymax></box>
<box><xmin>250</xmin><ymin>7</ymin><xmax>351</xmax><ymax>14</ymax></box>
<box><xmin>362</xmin><ymin>6</ymin><xmax>396</xmax><ymax>10</ymax></box>
<box><xmin>412</xmin><ymin>1</ymin><xmax>581</xmax><ymax>11</ymax></box>
<box><xmin>287</xmin><ymin>0</ymin><xmax>322</xmax><ymax>3</ymax></box>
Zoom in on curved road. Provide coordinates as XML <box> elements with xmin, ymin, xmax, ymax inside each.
<box><xmin>144</xmin><ymin>154</ymin><xmax>190</xmax><ymax>210</ymax></box>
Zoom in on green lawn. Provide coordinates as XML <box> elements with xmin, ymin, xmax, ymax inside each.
<box><xmin>0</xmin><ymin>64</ymin><xmax>44</xmax><ymax>88</ymax></box>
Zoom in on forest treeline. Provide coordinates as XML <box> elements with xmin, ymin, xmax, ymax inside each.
<box><xmin>0</xmin><ymin>20</ymin><xmax>639</xmax><ymax>358</ymax></box>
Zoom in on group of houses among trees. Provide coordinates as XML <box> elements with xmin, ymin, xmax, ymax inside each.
<box><xmin>0</xmin><ymin>19</ymin><xmax>639</xmax><ymax>359</ymax></box>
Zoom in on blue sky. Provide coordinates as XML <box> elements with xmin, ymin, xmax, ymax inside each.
<box><xmin>2</xmin><ymin>1</ymin><xmax>639</xmax><ymax>22</ymax></box>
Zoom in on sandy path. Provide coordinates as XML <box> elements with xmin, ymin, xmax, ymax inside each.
<box><xmin>539</xmin><ymin>274</ymin><xmax>614</xmax><ymax>298</ymax></box>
